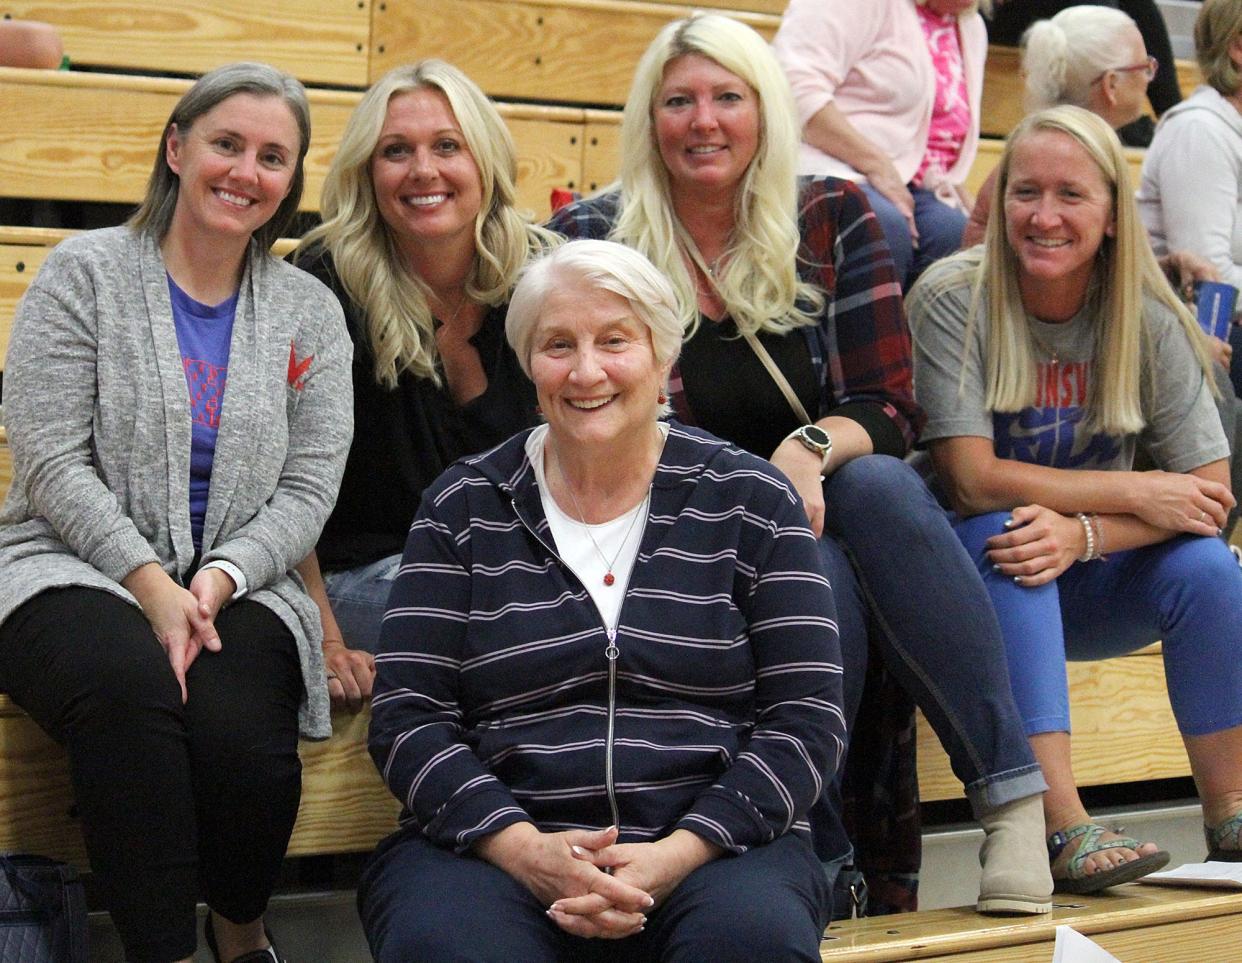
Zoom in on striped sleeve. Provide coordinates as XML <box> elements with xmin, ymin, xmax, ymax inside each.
<box><xmin>368</xmin><ymin>474</ymin><xmax>532</xmax><ymax>852</ymax></box>
<box><xmin>676</xmin><ymin>472</ymin><xmax>846</xmax><ymax>852</ymax></box>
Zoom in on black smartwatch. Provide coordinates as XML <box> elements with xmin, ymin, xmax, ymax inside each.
<box><xmin>786</xmin><ymin>424</ymin><xmax>833</xmax><ymax>473</ymax></box>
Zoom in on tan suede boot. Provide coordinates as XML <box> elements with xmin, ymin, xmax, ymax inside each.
<box><xmin>976</xmin><ymin>794</ymin><xmax>1054</xmax><ymax>915</ymax></box>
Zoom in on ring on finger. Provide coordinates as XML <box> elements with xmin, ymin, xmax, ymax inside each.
<box><xmin>326</xmin><ymin>672</ymin><xmax>339</xmax><ymax>682</ymax></box>
<box><xmin>1200</xmin><ymin>509</ymin><xmax>1208</xmax><ymax>523</ymax></box>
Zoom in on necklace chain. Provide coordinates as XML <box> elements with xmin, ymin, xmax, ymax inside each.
<box><xmin>553</xmin><ymin>450</ymin><xmax>648</xmax><ymax>587</ymax></box>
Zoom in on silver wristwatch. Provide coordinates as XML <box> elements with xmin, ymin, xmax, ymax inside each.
<box><xmin>786</xmin><ymin>424</ymin><xmax>833</xmax><ymax>473</ymax></box>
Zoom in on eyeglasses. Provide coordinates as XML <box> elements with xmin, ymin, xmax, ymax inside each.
<box><xmin>1092</xmin><ymin>56</ymin><xmax>1159</xmax><ymax>85</ymax></box>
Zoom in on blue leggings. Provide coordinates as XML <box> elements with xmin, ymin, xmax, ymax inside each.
<box><xmin>859</xmin><ymin>183</ymin><xmax>966</xmax><ymax>289</ymax></box>
<box><xmin>954</xmin><ymin>512</ymin><xmax>1242</xmax><ymax>738</ymax></box>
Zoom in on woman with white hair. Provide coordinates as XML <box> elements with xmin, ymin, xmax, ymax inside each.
<box><xmin>549</xmin><ymin>12</ymin><xmax>1053</xmax><ymax>916</ymax></box>
<box><xmin>293</xmin><ymin>60</ymin><xmax>557</xmax><ymax>705</ymax></box>
<box><xmin>772</xmin><ymin>0</ymin><xmax>988</xmax><ymax>287</ymax></box>
<box><xmin>964</xmin><ymin>6</ymin><xmax>1153</xmax><ymax>244</ymax></box>
<box><xmin>360</xmin><ymin>239</ymin><xmax>845</xmax><ymax>961</ymax></box>
<box><xmin>910</xmin><ymin>105</ymin><xmax>1242</xmax><ymax>892</ymax></box>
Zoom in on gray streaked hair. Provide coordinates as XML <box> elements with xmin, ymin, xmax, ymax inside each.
<box><xmin>129</xmin><ymin>61</ymin><xmax>311</xmax><ymax>249</ymax></box>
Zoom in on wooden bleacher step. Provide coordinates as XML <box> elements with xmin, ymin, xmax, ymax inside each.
<box><xmin>819</xmin><ymin>884</ymin><xmax>1242</xmax><ymax>961</ymax></box>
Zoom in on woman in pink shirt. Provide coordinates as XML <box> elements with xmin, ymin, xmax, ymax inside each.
<box><xmin>773</xmin><ymin>0</ymin><xmax>987</xmax><ymax>288</ymax></box>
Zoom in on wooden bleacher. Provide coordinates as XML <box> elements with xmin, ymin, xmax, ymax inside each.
<box><xmin>0</xmin><ymin>66</ymin><xmax>607</xmax><ymax>219</ymax></box>
<box><xmin>2</xmin><ymin>11</ymin><xmax>1241</xmax><ymax>952</ymax></box>
<box><xmin>819</xmin><ymin>883</ymin><xmax>1242</xmax><ymax>961</ymax></box>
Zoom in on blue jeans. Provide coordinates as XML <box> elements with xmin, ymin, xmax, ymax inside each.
<box><xmin>323</xmin><ymin>554</ymin><xmax>402</xmax><ymax>654</ymax></box>
<box><xmin>859</xmin><ymin>183</ymin><xmax>966</xmax><ymax>289</ymax></box>
<box><xmin>809</xmin><ymin>457</ymin><xmax>1045</xmax><ymax>862</ymax></box>
<box><xmin>955</xmin><ymin>513</ymin><xmax>1242</xmax><ymax>737</ymax></box>
<box><xmin>359</xmin><ymin>830</ymin><xmax>831</xmax><ymax>960</ymax></box>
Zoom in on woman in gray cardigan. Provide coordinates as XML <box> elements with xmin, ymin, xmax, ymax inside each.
<box><xmin>0</xmin><ymin>64</ymin><xmax>351</xmax><ymax>963</ymax></box>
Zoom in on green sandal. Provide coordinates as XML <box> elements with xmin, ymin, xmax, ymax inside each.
<box><xmin>1205</xmin><ymin>810</ymin><xmax>1242</xmax><ymax>862</ymax></box>
<box><xmin>1048</xmin><ymin>823</ymin><xmax>1170</xmax><ymax>894</ymax></box>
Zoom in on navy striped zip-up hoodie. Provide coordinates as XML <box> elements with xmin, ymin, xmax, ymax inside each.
<box><xmin>369</xmin><ymin>422</ymin><xmax>845</xmax><ymax>856</ymax></box>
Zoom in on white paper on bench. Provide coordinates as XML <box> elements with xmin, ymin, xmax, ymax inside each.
<box><xmin>1140</xmin><ymin>862</ymin><xmax>1242</xmax><ymax>888</ymax></box>
<box><xmin>1052</xmin><ymin>925</ymin><xmax>1122</xmax><ymax>963</ymax></box>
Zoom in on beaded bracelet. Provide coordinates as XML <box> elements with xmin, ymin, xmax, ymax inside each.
<box><xmin>1076</xmin><ymin>512</ymin><xmax>1095</xmax><ymax>562</ymax></box>
<box><xmin>1088</xmin><ymin>513</ymin><xmax>1106</xmax><ymax>560</ymax></box>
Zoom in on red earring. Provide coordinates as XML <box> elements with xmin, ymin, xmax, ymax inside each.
<box><xmin>658</xmin><ymin>393</ymin><xmax>668</xmax><ymax>405</ymax></box>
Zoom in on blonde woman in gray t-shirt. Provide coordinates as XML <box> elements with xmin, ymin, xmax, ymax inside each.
<box><xmin>909</xmin><ymin>105</ymin><xmax>1242</xmax><ymax>895</ymax></box>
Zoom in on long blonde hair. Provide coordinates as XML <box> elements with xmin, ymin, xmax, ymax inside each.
<box><xmin>608</xmin><ymin>13</ymin><xmax>823</xmax><ymax>337</ymax></box>
<box><xmin>297</xmin><ymin>60</ymin><xmax>557</xmax><ymax>387</ymax></box>
<box><xmin>908</xmin><ymin>106</ymin><xmax>1214</xmax><ymax>435</ymax></box>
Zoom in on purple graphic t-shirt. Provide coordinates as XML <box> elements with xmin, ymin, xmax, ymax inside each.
<box><xmin>168</xmin><ymin>274</ymin><xmax>237</xmax><ymax>551</ymax></box>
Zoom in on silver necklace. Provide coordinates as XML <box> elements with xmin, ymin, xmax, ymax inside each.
<box><xmin>553</xmin><ymin>453</ymin><xmax>648</xmax><ymax>587</ymax></box>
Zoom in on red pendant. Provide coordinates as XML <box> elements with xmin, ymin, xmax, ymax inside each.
<box><xmin>603</xmin><ymin>572</ymin><xmax>616</xmax><ymax>586</ymax></box>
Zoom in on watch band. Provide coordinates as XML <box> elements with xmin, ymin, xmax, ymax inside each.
<box><xmin>784</xmin><ymin>425</ymin><xmax>833</xmax><ymax>474</ymax></box>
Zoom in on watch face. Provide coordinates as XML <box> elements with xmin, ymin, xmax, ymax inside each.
<box><xmin>802</xmin><ymin>425</ymin><xmax>830</xmax><ymax>449</ymax></box>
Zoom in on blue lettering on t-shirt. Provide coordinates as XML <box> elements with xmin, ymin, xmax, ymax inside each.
<box><xmin>993</xmin><ymin>362</ymin><xmax>1122</xmax><ymax>468</ymax></box>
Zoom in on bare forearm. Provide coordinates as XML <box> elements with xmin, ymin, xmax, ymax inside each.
<box><xmin>803</xmin><ymin>102</ymin><xmax>890</xmax><ymax>178</ymax></box>
<box><xmin>935</xmin><ymin>449</ymin><xmax>1147</xmax><ymax>517</ymax></box>
<box><xmin>296</xmin><ymin>550</ymin><xmax>346</xmax><ymax>646</ymax></box>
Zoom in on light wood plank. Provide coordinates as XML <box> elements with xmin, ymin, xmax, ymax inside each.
<box><xmin>4</xmin><ymin>0</ymin><xmax>369</xmax><ymax>86</ymax></box>
<box><xmin>0</xmin><ymin>439</ymin><xmax>9</xmax><ymax>501</ymax></box>
<box><xmin>371</xmin><ymin>0</ymin><xmax>777</xmax><ymax>105</ymax></box>
<box><xmin>0</xmin><ymin>696</ymin><xmax>398</xmax><ymax>868</ymax></box>
<box><xmin>1</xmin><ymin>232</ymin><xmax>61</xmax><ymax>368</ymax></box>
<box><xmin>819</xmin><ymin>884</ymin><xmax>1242</xmax><ymax>961</ymax></box>
<box><xmin>287</xmin><ymin>706</ymin><xmax>401</xmax><ymax>857</ymax></box>
<box><xmin>917</xmin><ymin>913</ymin><xmax>1242</xmax><ymax>962</ymax></box>
<box><xmin>981</xmin><ymin>46</ymin><xmax>1026</xmax><ymax>139</ymax></box>
<box><xmin>0</xmin><ymin>68</ymin><xmax>583</xmax><ymax>218</ymax></box>
<box><xmin>582</xmin><ymin>110</ymin><xmax>623</xmax><ymax>196</ymax></box>
<box><xmin>917</xmin><ymin>651</ymin><xmax>1186</xmax><ymax>803</ymax></box>
<box><xmin>965</xmin><ymin>138</ymin><xmax>1145</xmax><ymax>203</ymax></box>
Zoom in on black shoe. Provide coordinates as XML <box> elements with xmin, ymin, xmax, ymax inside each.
<box><xmin>204</xmin><ymin>912</ymin><xmax>286</xmax><ymax>963</ymax></box>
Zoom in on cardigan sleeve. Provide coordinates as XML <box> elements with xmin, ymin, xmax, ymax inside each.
<box><xmin>772</xmin><ymin>0</ymin><xmax>877</xmax><ymax>129</ymax></box>
<box><xmin>676</xmin><ymin>475</ymin><xmax>845</xmax><ymax>852</ymax></box>
<box><xmin>803</xmin><ymin>179</ymin><xmax>924</xmax><ymax>453</ymax></box>
<box><xmin>4</xmin><ymin>245</ymin><xmax>161</xmax><ymax>583</ymax></box>
<box><xmin>200</xmin><ymin>273</ymin><xmax>354</xmax><ymax>590</ymax></box>
<box><xmin>368</xmin><ymin>473</ymin><xmax>532</xmax><ymax>852</ymax></box>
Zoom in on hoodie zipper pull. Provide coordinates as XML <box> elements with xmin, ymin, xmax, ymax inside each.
<box><xmin>605</xmin><ymin>626</ymin><xmax>619</xmax><ymax>661</ymax></box>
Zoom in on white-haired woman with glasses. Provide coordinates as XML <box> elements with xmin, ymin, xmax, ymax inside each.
<box><xmin>772</xmin><ymin>0</ymin><xmax>989</xmax><ymax>287</ymax></box>
<box><xmin>293</xmin><ymin>60</ymin><xmax>557</xmax><ymax>708</ymax></box>
<box><xmin>965</xmin><ymin>5</ymin><xmax>1155</xmax><ymax>246</ymax></box>
<box><xmin>360</xmin><ymin>239</ymin><xmax>844</xmax><ymax>961</ymax></box>
<box><xmin>911</xmin><ymin>105</ymin><xmax>1242</xmax><ymax>893</ymax></box>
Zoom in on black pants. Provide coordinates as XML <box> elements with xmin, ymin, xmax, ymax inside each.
<box><xmin>0</xmin><ymin>587</ymin><xmax>304</xmax><ymax>963</ymax></box>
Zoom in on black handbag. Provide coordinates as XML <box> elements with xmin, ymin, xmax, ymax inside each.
<box><xmin>0</xmin><ymin>855</ymin><xmax>88</xmax><ymax>962</ymax></box>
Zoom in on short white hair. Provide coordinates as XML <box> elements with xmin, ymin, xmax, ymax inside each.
<box><xmin>506</xmin><ymin>240</ymin><xmax>683</xmax><ymax>414</ymax></box>
<box><xmin>1021</xmin><ymin>7</ymin><xmax>1140</xmax><ymax>111</ymax></box>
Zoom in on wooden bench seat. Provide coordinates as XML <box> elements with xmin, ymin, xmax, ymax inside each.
<box><xmin>370</xmin><ymin>0</ymin><xmax>777</xmax><ymax>105</ymax></box>
<box><xmin>819</xmin><ymin>883</ymin><xmax>1242</xmax><ymax>961</ymax></box>
<box><xmin>1</xmin><ymin>0</ymin><xmax>370</xmax><ymax>86</ymax></box>
<box><xmin>0</xmin><ymin>67</ymin><xmax>612</xmax><ymax>218</ymax></box>
<box><xmin>0</xmin><ymin>695</ymin><xmax>398</xmax><ymax>867</ymax></box>
<box><xmin>917</xmin><ymin>644</ymin><xmax>1186</xmax><ymax>803</ymax></box>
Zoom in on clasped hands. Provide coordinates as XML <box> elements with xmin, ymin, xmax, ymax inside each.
<box><xmin>986</xmin><ymin>472</ymin><xmax>1234</xmax><ymax>587</ymax></box>
<box><xmin>122</xmin><ymin>562</ymin><xmax>236</xmax><ymax>702</ymax></box>
<box><xmin>476</xmin><ymin>823</ymin><xmax>721</xmax><ymax>941</ymax></box>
